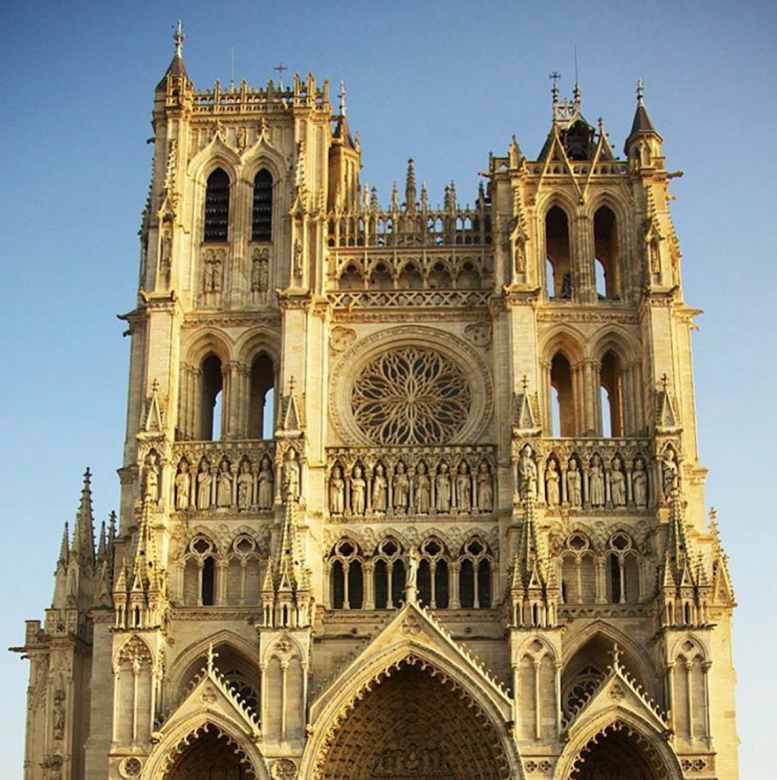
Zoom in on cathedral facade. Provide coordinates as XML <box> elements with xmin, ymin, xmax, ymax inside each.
<box><xmin>17</xmin><ymin>31</ymin><xmax>738</xmax><ymax>780</ymax></box>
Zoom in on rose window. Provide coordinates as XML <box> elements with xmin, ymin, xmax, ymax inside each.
<box><xmin>351</xmin><ymin>347</ymin><xmax>471</xmax><ymax>445</ymax></box>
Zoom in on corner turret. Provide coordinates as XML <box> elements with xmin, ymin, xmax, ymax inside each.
<box><xmin>625</xmin><ymin>80</ymin><xmax>664</xmax><ymax>165</ymax></box>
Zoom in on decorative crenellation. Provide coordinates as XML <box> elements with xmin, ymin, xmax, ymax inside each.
<box><xmin>325</xmin><ymin>446</ymin><xmax>496</xmax><ymax>518</ymax></box>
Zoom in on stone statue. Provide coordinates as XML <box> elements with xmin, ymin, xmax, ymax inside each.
<box><xmin>283</xmin><ymin>449</ymin><xmax>300</xmax><ymax>500</ymax></box>
<box><xmin>406</xmin><ymin>546</ymin><xmax>420</xmax><ymax>592</ymax></box>
<box><xmin>197</xmin><ymin>461</ymin><xmax>212</xmax><ymax>510</ymax></box>
<box><xmin>456</xmin><ymin>462</ymin><xmax>471</xmax><ymax>513</ymax></box>
<box><xmin>477</xmin><ymin>461</ymin><xmax>493</xmax><ymax>512</ymax></box>
<box><xmin>436</xmin><ymin>463</ymin><xmax>451</xmax><ymax>512</ymax></box>
<box><xmin>351</xmin><ymin>465</ymin><xmax>366</xmax><ymax>515</ymax></box>
<box><xmin>546</xmin><ymin>459</ymin><xmax>560</xmax><ymax>506</ymax></box>
<box><xmin>144</xmin><ymin>453</ymin><xmax>160</xmax><ymax>505</ymax></box>
<box><xmin>567</xmin><ymin>459</ymin><xmax>582</xmax><ymax>508</ymax></box>
<box><xmin>175</xmin><ymin>460</ymin><xmax>190</xmax><ymax>511</ymax></box>
<box><xmin>589</xmin><ymin>454</ymin><xmax>605</xmax><ymax>507</ymax></box>
<box><xmin>633</xmin><ymin>458</ymin><xmax>648</xmax><ymax>508</ymax></box>
<box><xmin>393</xmin><ymin>462</ymin><xmax>410</xmax><ymax>514</ymax></box>
<box><xmin>372</xmin><ymin>464</ymin><xmax>388</xmax><ymax>513</ymax></box>
<box><xmin>217</xmin><ymin>460</ymin><xmax>233</xmax><ymax>507</ymax></box>
<box><xmin>518</xmin><ymin>444</ymin><xmax>537</xmax><ymax>498</ymax></box>
<box><xmin>415</xmin><ymin>462</ymin><xmax>431</xmax><ymax>514</ymax></box>
<box><xmin>329</xmin><ymin>466</ymin><xmax>345</xmax><ymax>515</ymax></box>
<box><xmin>611</xmin><ymin>457</ymin><xmax>626</xmax><ymax>508</ymax></box>
<box><xmin>662</xmin><ymin>449</ymin><xmax>679</xmax><ymax>497</ymax></box>
<box><xmin>257</xmin><ymin>455</ymin><xmax>274</xmax><ymax>509</ymax></box>
<box><xmin>237</xmin><ymin>460</ymin><xmax>253</xmax><ymax>511</ymax></box>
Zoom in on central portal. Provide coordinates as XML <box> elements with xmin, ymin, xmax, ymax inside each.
<box><xmin>318</xmin><ymin>661</ymin><xmax>508</xmax><ymax>780</ymax></box>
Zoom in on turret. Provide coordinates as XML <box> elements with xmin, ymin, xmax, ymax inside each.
<box><xmin>328</xmin><ymin>81</ymin><xmax>361</xmax><ymax>212</ymax></box>
<box><xmin>625</xmin><ymin>80</ymin><xmax>664</xmax><ymax>166</ymax></box>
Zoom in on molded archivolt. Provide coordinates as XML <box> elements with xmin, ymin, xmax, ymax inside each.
<box><xmin>556</xmin><ymin>712</ymin><xmax>683</xmax><ymax>780</ymax></box>
<box><xmin>308</xmin><ymin>660</ymin><xmax>513</xmax><ymax>780</ymax></box>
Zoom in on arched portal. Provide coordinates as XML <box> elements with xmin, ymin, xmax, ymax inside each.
<box><xmin>569</xmin><ymin>720</ymin><xmax>678</xmax><ymax>780</ymax></box>
<box><xmin>316</xmin><ymin>661</ymin><xmax>509</xmax><ymax>780</ymax></box>
<box><xmin>164</xmin><ymin>725</ymin><xmax>256</xmax><ymax>780</ymax></box>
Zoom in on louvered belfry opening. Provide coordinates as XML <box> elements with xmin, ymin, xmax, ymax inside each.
<box><xmin>204</xmin><ymin>168</ymin><xmax>230</xmax><ymax>242</ymax></box>
<box><xmin>252</xmin><ymin>169</ymin><xmax>273</xmax><ymax>242</ymax></box>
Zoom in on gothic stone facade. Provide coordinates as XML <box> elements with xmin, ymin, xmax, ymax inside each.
<box><xmin>17</xmin><ymin>36</ymin><xmax>738</xmax><ymax>780</ymax></box>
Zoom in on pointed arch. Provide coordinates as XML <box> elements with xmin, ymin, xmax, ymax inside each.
<box><xmin>563</xmin><ymin>622</ymin><xmax>659</xmax><ymax>705</ymax></box>
<box><xmin>143</xmin><ymin>713</ymin><xmax>267</xmax><ymax>780</ymax></box>
<box><xmin>303</xmin><ymin>644</ymin><xmax>518</xmax><ymax>780</ymax></box>
<box><xmin>557</xmin><ymin>711</ymin><xmax>683</xmax><ymax>780</ymax></box>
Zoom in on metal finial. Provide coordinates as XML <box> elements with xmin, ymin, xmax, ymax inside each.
<box><xmin>174</xmin><ymin>19</ymin><xmax>184</xmax><ymax>57</ymax></box>
<box><xmin>549</xmin><ymin>71</ymin><xmax>561</xmax><ymax>100</ymax></box>
<box><xmin>636</xmin><ymin>79</ymin><xmax>645</xmax><ymax>106</ymax></box>
<box><xmin>274</xmin><ymin>63</ymin><xmax>288</xmax><ymax>90</ymax></box>
<box><xmin>339</xmin><ymin>80</ymin><xmax>347</xmax><ymax>117</ymax></box>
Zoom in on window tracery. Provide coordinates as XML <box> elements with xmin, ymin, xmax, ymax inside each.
<box><xmin>351</xmin><ymin>347</ymin><xmax>471</xmax><ymax>445</ymax></box>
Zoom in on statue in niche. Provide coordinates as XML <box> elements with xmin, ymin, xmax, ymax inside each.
<box><xmin>393</xmin><ymin>462</ymin><xmax>410</xmax><ymax>514</ymax></box>
<box><xmin>406</xmin><ymin>547</ymin><xmax>420</xmax><ymax>591</ymax></box>
<box><xmin>237</xmin><ymin>126</ymin><xmax>247</xmax><ymax>152</ymax></box>
<box><xmin>415</xmin><ymin>462</ymin><xmax>431</xmax><ymax>514</ymax></box>
<box><xmin>217</xmin><ymin>460</ymin><xmax>233</xmax><ymax>507</ymax></box>
<box><xmin>560</xmin><ymin>271</ymin><xmax>572</xmax><ymax>299</ymax></box>
<box><xmin>589</xmin><ymin>454</ymin><xmax>605</xmax><ymax>507</ymax></box>
<box><xmin>518</xmin><ymin>444</ymin><xmax>537</xmax><ymax>498</ymax></box>
<box><xmin>237</xmin><ymin>461</ymin><xmax>253</xmax><ymax>511</ymax></box>
<box><xmin>436</xmin><ymin>463</ymin><xmax>452</xmax><ymax>513</ymax></box>
<box><xmin>662</xmin><ymin>449</ymin><xmax>679</xmax><ymax>496</ymax></box>
<box><xmin>546</xmin><ymin>460</ymin><xmax>560</xmax><ymax>506</ymax></box>
<box><xmin>351</xmin><ymin>465</ymin><xmax>367</xmax><ymax>515</ymax></box>
<box><xmin>197</xmin><ymin>461</ymin><xmax>212</xmax><ymax>510</ymax></box>
<box><xmin>283</xmin><ymin>450</ymin><xmax>300</xmax><ymax>500</ymax></box>
<box><xmin>611</xmin><ymin>457</ymin><xmax>626</xmax><ymax>507</ymax></box>
<box><xmin>203</xmin><ymin>251</ymin><xmax>223</xmax><ymax>294</ymax></box>
<box><xmin>477</xmin><ymin>461</ymin><xmax>493</xmax><ymax>512</ymax></box>
<box><xmin>293</xmin><ymin>239</ymin><xmax>303</xmax><ymax>277</ymax></box>
<box><xmin>567</xmin><ymin>459</ymin><xmax>582</xmax><ymax>508</ymax></box>
<box><xmin>514</xmin><ymin>236</ymin><xmax>527</xmax><ymax>273</ymax></box>
<box><xmin>372</xmin><ymin>464</ymin><xmax>388</xmax><ymax>513</ymax></box>
<box><xmin>633</xmin><ymin>459</ymin><xmax>648</xmax><ymax>507</ymax></box>
<box><xmin>257</xmin><ymin>455</ymin><xmax>274</xmax><ymax>509</ymax></box>
<box><xmin>329</xmin><ymin>466</ymin><xmax>345</xmax><ymax>515</ymax></box>
<box><xmin>175</xmin><ymin>460</ymin><xmax>190</xmax><ymax>511</ymax></box>
<box><xmin>52</xmin><ymin>689</ymin><xmax>66</xmax><ymax>740</ymax></box>
<box><xmin>144</xmin><ymin>452</ymin><xmax>160</xmax><ymax>504</ymax></box>
<box><xmin>160</xmin><ymin>226</ymin><xmax>172</xmax><ymax>283</ymax></box>
<box><xmin>456</xmin><ymin>462</ymin><xmax>471</xmax><ymax>513</ymax></box>
<box><xmin>252</xmin><ymin>249</ymin><xmax>269</xmax><ymax>293</ymax></box>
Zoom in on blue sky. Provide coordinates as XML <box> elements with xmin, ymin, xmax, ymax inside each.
<box><xmin>1</xmin><ymin>0</ymin><xmax>775</xmax><ymax>776</ymax></box>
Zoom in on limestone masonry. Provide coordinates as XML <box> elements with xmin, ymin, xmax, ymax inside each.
<box><xmin>16</xmin><ymin>28</ymin><xmax>738</xmax><ymax>780</ymax></box>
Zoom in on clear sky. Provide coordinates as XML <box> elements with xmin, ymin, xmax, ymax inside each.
<box><xmin>1</xmin><ymin>0</ymin><xmax>774</xmax><ymax>777</ymax></box>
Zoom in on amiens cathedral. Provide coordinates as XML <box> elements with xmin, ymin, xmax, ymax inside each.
<box><xmin>15</xmin><ymin>28</ymin><xmax>738</xmax><ymax>780</ymax></box>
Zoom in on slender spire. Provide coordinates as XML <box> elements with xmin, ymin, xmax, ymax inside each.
<box><xmin>71</xmin><ymin>468</ymin><xmax>96</xmax><ymax>567</ymax></box>
<box><xmin>58</xmin><ymin>522</ymin><xmax>70</xmax><ymax>566</ymax></box>
<box><xmin>339</xmin><ymin>80</ymin><xmax>347</xmax><ymax>117</ymax></box>
<box><xmin>405</xmin><ymin>158</ymin><xmax>417</xmax><ymax>211</ymax></box>
<box><xmin>275</xmin><ymin>493</ymin><xmax>303</xmax><ymax>592</ymax></box>
<box><xmin>157</xmin><ymin>19</ymin><xmax>189</xmax><ymax>89</ymax></box>
<box><xmin>174</xmin><ymin>18</ymin><xmax>184</xmax><ymax>58</ymax></box>
<box><xmin>333</xmin><ymin>80</ymin><xmax>356</xmax><ymax>150</ymax></box>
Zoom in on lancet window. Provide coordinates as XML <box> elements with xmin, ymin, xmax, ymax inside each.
<box><xmin>248</xmin><ymin>353</ymin><xmax>275</xmax><ymax>439</ymax></box>
<box><xmin>203</xmin><ymin>168</ymin><xmax>230</xmax><ymax>243</ymax></box>
<box><xmin>551</xmin><ymin>353</ymin><xmax>575</xmax><ymax>436</ymax></box>
<box><xmin>458</xmin><ymin>538</ymin><xmax>493</xmax><ymax>609</ymax></box>
<box><xmin>182</xmin><ymin>535</ymin><xmax>218</xmax><ymax>607</ymax></box>
<box><xmin>600</xmin><ymin>351</ymin><xmax>624</xmax><ymax>437</ymax></box>
<box><xmin>200</xmin><ymin>354</ymin><xmax>224</xmax><ymax>440</ymax></box>
<box><xmin>593</xmin><ymin>206</ymin><xmax>620</xmax><ymax>299</ymax></box>
<box><xmin>545</xmin><ymin>206</ymin><xmax>571</xmax><ymax>299</ymax></box>
<box><xmin>252</xmin><ymin>169</ymin><xmax>273</xmax><ymax>242</ymax></box>
<box><xmin>329</xmin><ymin>539</ymin><xmax>364</xmax><ymax>609</ymax></box>
<box><xmin>672</xmin><ymin>638</ymin><xmax>710</xmax><ymax>742</ymax></box>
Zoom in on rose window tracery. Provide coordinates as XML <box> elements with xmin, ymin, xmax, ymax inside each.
<box><xmin>350</xmin><ymin>347</ymin><xmax>472</xmax><ymax>445</ymax></box>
